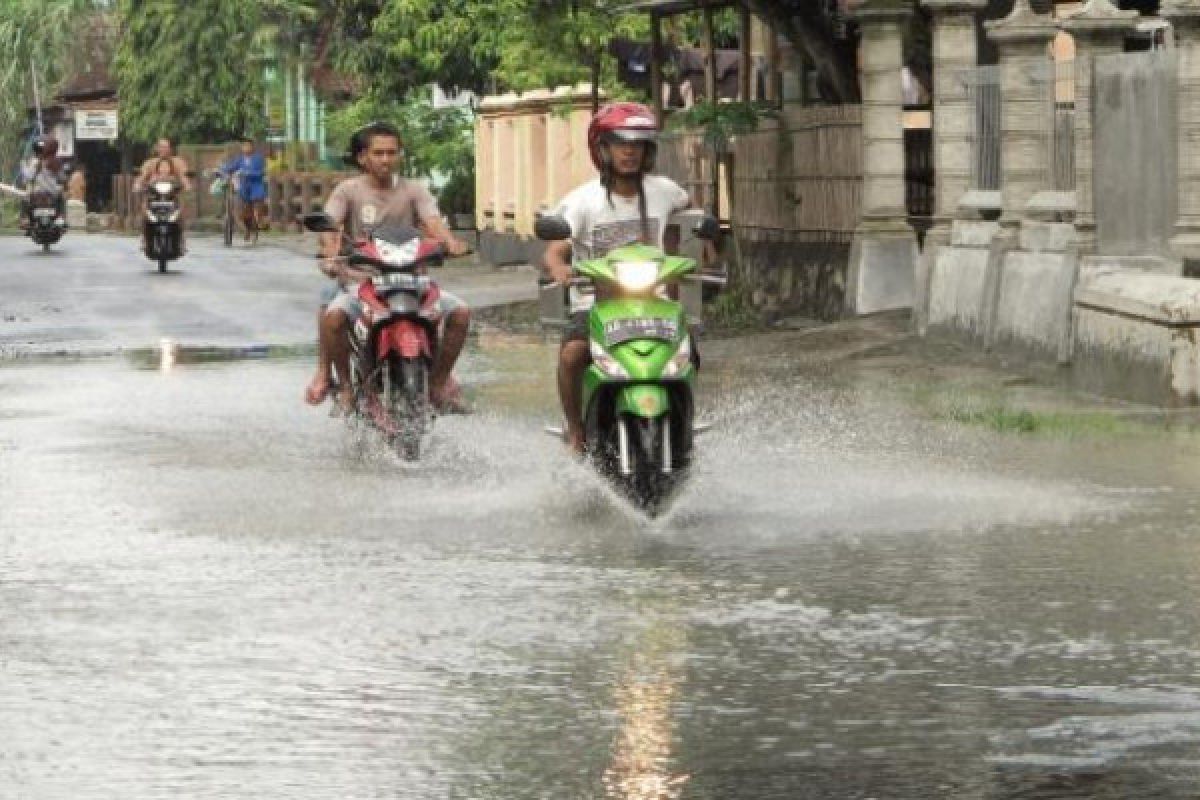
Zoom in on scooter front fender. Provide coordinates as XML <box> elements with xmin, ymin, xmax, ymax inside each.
<box><xmin>615</xmin><ymin>384</ymin><xmax>669</xmax><ymax>419</ymax></box>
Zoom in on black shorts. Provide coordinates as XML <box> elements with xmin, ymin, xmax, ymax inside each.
<box><xmin>562</xmin><ymin>311</ymin><xmax>590</xmax><ymax>344</ymax></box>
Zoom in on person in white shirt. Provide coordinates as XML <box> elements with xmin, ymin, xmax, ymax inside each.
<box><xmin>543</xmin><ymin>102</ymin><xmax>692</xmax><ymax>455</ymax></box>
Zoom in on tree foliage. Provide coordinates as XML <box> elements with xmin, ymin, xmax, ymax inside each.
<box><xmin>114</xmin><ymin>0</ymin><xmax>273</xmax><ymax>144</ymax></box>
<box><xmin>0</xmin><ymin>0</ymin><xmax>101</xmax><ymax>173</ymax></box>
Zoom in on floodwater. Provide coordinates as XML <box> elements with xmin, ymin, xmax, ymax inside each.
<box><xmin>4</xmin><ymin>330</ymin><xmax>1200</xmax><ymax>798</ymax></box>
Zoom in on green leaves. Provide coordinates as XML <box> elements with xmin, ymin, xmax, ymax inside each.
<box><xmin>114</xmin><ymin>0</ymin><xmax>269</xmax><ymax>144</ymax></box>
<box><xmin>667</xmin><ymin>100</ymin><xmax>776</xmax><ymax>154</ymax></box>
<box><xmin>0</xmin><ymin>0</ymin><xmax>101</xmax><ymax>170</ymax></box>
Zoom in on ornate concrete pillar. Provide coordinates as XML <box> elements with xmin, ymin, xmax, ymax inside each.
<box><xmin>924</xmin><ymin>0</ymin><xmax>988</xmax><ymax>226</ymax></box>
<box><xmin>985</xmin><ymin>0</ymin><xmax>1058</xmax><ymax>228</ymax></box>
<box><xmin>1063</xmin><ymin>0</ymin><xmax>1138</xmax><ymax>254</ymax></box>
<box><xmin>1163</xmin><ymin>2</ymin><xmax>1200</xmax><ymax>268</ymax></box>
<box><xmin>847</xmin><ymin>0</ymin><xmax>918</xmax><ymax>315</ymax></box>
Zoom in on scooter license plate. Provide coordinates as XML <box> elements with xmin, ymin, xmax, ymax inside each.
<box><xmin>373</xmin><ymin>273</ymin><xmax>421</xmax><ymax>291</ymax></box>
<box><xmin>603</xmin><ymin>317</ymin><xmax>678</xmax><ymax>345</ymax></box>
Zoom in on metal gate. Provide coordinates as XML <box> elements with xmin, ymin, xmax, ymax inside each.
<box><xmin>1093</xmin><ymin>51</ymin><xmax>1177</xmax><ymax>259</ymax></box>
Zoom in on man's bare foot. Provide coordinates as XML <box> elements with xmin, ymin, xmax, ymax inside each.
<box><xmin>304</xmin><ymin>375</ymin><xmax>332</xmax><ymax>406</ymax></box>
<box><xmin>565</xmin><ymin>429</ymin><xmax>586</xmax><ymax>457</ymax></box>
<box><xmin>431</xmin><ymin>381</ymin><xmax>471</xmax><ymax>415</ymax></box>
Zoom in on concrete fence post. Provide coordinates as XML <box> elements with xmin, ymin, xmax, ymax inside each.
<box><xmin>917</xmin><ymin>0</ymin><xmax>987</xmax><ymax>331</ymax></box>
<box><xmin>1163</xmin><ymin>2</ymin><xmax>1200</xmax><ymax>271</ymax></box>
<box><xmin>847</xmin><ymin>0</ymin><xmax>918</xmax><ymax>316</ymax></box>
<box><xmin>1063</xmin><ymin>0</ymin><xmax>1138</xmax><ymax>255</ymax></box>
<box><xmin>985</xmin><ymin>0</ymin><xmax>1058</xmax><ymax>229</ymax></box>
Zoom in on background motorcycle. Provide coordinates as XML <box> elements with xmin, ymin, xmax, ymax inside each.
<box><xmin>537</xmin><ymin>213</ymin><xmax>721</xmax><ymax>516</ymax></box>
<box><xmin>304</xmin><ymin>212</ymin><xmax>446</xmax><ymax>460</ymax></box>
<box><xmin>27</xmin><ymin>190</ymin><xmax>66</xmax><ymax>252</ymax></box>
<box><xmin>144</xmin><ymin>180</ymin><xmax>183</xmax><ymax>273</ymax></box>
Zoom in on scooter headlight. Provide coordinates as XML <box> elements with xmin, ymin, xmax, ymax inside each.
<box><xmin>662</xmin><ymin>335</ymin><xmax>692</xmax><ymax>378</ymax></box>
<box><xmin>613</xmin><ymin>260</ymin><xmax>659</xmax><ymax>292</ymax></box>
<box><xmin>589</xmin><ymin>339</ymin><xmax>629</xmax><ymax>378</ymax></box>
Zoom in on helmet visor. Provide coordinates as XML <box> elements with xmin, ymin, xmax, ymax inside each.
<box><xmin>606</xmin><ymin>129</ymin><xmax>657</xmax><ymax>144</ymax></box>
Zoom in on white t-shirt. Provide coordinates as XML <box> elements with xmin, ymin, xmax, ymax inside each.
<box><xmin>553</xmin><ymin>174</ymin><xmax>691</xmax><ymax>311</ymax></box>
<box><xmin>554</xmin><ymin>174</ymin><xmax>691</xmax><ymax>261</ymax></box>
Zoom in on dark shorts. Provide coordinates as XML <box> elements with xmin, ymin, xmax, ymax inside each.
<box><xmin>562</xmin><ymin>311</ymin><xmax>590</xmax><ymax>344</ymax></box>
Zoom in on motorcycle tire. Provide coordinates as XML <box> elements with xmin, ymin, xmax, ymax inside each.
<box><xmin>616</xmin><ymin>414</ymin><xmax>676</xmax><ymax>517</ymax></box>
<box><xmin>389</xmin><ymin>355</ymin><xmax>430</xmax><ymax>461</ymax></box>
<box><xmin>42</xmin><ymin>242</ymin><xmax>50</xmax><ymax>253</ymax></box>
<box><xmin>223</xmin><ymin>202</ymin><xmax>234</xmax><ymax>248</ymax></box>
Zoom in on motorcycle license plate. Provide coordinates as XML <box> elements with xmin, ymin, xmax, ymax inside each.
<box><xmin>372</xmin><ymin>273</ymin><xmax>422</xmax><ymax>291</ymax></box>
<box><xmin>32</xmin><ymin>209</ymin><xmax>55</xmax><ymax>219</ymax></box>
<box><xmin>603</xmin><ymin>317</ymin><xmax>678</xmax><ymax>345</ymax></box>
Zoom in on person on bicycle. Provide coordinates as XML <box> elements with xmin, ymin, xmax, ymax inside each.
<box><xmin>217</xmin><ymin>136</ymin><xmax>269</xmax><ymax>240</ymax></box>
<box><xmin>543</xmin><ymin>102</ymin><xmax>693</xmax><ymax>455</ymax></box>
<box><xmin>304</xmin><ymin>121</ymin><xmax>472</xmax><ymax>416</ymax></box>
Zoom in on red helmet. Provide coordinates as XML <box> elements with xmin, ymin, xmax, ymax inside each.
<box><xmin>587</xmin><ymin>102</ymin><xmax>659</xmax><ymax>173</ymax></box>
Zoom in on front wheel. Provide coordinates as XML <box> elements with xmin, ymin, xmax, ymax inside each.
<box><xmin>387</xmin><ymin>355</ymin><xmax>430</xmax><ymax>461</ymax></box>
<box><xmin>611</xmin><ymin>414</ymin><xmax>685</xmax><ymax>517</ymax></box>
<box><xmin>41</xmin><ymin>241</ymin><xmax>50</xmax><ymax>253</ymax></box>
<box><xmin>223</xmin><ymin>196</ymin><xmax>234</xmax><ymax>247</ymax></box>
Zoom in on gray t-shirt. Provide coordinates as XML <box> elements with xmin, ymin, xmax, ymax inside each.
<box><xmin>323</xmin><ymin>174</ymin><xmax>441</xmax><ymax>241</ymax></box>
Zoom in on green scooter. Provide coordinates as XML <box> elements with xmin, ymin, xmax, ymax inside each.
<box><xmin>536</xmin><ymin>214</ymin><xmax>720</xmax><ymax>515</ymax></box>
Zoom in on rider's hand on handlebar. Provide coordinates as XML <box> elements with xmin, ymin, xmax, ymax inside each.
<box><xmin>444</xmin><ymin>238</ymin><xmax>470</xmax><ymax>258</ymax></box>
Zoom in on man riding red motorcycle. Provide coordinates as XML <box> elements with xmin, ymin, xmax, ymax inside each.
<box><xmin>306</xmin><ymin>122</ymin><xmax>471</xmax><ymax>422</ymax></box>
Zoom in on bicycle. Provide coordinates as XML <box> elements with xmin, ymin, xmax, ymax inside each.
<box><xmin>209</xmin><ymin>169</ymin><xmax>257</xmax><ymax>247</ymax></box>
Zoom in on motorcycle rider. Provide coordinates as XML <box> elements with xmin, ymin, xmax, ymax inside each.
<box><xmin>305</xmin><ymin>121</ymin><xmax>471</xmax><ymax>416</ymax></box>
<box><xmin>16</xmin><ymin>136</ymin><xmax>67</xmax><ymax>231</ymax></box>
<box><xmin>544</xmin><ymin>102</ymin><xmax>693</xmax><ymax>454</ymax></box>
<box><xmin>133</xmin><ymin>137</ymin><xmax>192</xmax><ymax>253</ymax></box>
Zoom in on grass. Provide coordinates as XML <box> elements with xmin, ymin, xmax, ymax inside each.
<box><xmin>941</xmin><ymin>406</ymin><xmax>1145</xmax><ymax>436</ymax></box>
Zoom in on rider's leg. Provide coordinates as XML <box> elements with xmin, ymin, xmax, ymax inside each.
<box><xmin>306</xmin><ymin>284</ymin><xmax>342</xmax><ymax>406</ymax></box>
<box><xmin>558</xmin><ymin>312</ymin><xmax>591</xmax><ymax>453</ymax></box>
<box><xmin>430</xmin><ymin>306</ymin><xmax>470</xmax><ymax>405</ymax></box>
<box><xmin>323</xmin><ymin>308</ymin><xmax>354</xmax><ymax>410</ymax></box>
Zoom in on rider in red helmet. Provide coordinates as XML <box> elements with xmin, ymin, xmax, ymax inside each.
<box><xmin>544</xmin><ymin>102</ymin><xmax>693</xmax><ymax>455</ymax></box>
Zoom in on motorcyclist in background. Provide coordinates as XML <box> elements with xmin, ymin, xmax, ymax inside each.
<box><xmin>16</xmin><ymin>136</ymin><xmax>67</xmax><ymax>231</ymax></box>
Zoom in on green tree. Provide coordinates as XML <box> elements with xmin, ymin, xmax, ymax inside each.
<box><xmin>114</xmin><ymin>0</ymin><xmax>269</xmax><ymax>143</ymax></box>
<box><xmin>0</xmin><ymin>0</ymin><xmax>102</xmax><ymax>171</ymax></box>
<box><xmin>355</xmin><ymin>0</ymin><xmax>648</xmax><ymax>98</ymax></box>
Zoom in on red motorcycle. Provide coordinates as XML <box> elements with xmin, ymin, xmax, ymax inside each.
<box><xmin>304</xmin><ymin>213</ymin><xmax>446</xmax><ymax>460</ymax></box>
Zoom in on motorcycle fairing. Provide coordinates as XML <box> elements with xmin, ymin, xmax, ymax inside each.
<box><xmin>615</xmin><ymin>384</ymin><xmax>669</xmax><ymax>419</ymax></box>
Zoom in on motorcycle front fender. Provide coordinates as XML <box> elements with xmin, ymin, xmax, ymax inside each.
<box><xmin>615</xmin><ymin>384</ymin><xmax>669</xmax><ymax>419</ymax></box>
<box><xmin>379</xmin><ymin>319</ymin><xmax>432</xmax><ymax>361</ymax></box>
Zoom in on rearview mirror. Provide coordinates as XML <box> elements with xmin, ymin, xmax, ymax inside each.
<box><xmin>534</xmin><ymin>214</ymin><xmax>572</xmax><ymax>242</ymax></box>
<box><xmin>694</xmin><ymin>215</ymin><xmax>721</xmax><ymax>241</ymax></box>
<box><xmin>302</xmin><ymin>212</ymin><xmax>338</xmax><ymax>233</ymax></box>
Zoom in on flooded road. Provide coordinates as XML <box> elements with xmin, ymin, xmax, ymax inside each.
<box><xmin>4</xmin><ymin>326</ymin><xmax>1200</xmax><ymax>798</ymax></box>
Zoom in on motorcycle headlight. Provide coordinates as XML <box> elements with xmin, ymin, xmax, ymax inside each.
<box><xmin>589</xmin><ymin>339</ymin><xmax>629</xmax><ymax>378</ymax></box>
<box><xmin>614</xmin><ymin>260</ymin><xmax>659</xmax><ymax>292</ymax></box>
<box><xmin>663</xmin><ymin>335</ymin><xmax>692</xmax><ymax>378</ymax></box>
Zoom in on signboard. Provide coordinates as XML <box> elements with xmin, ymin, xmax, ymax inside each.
<box><xmin>75</xmin><ymin>109</ymin><xmax>118</xmax><ymax>141</ymax></box>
